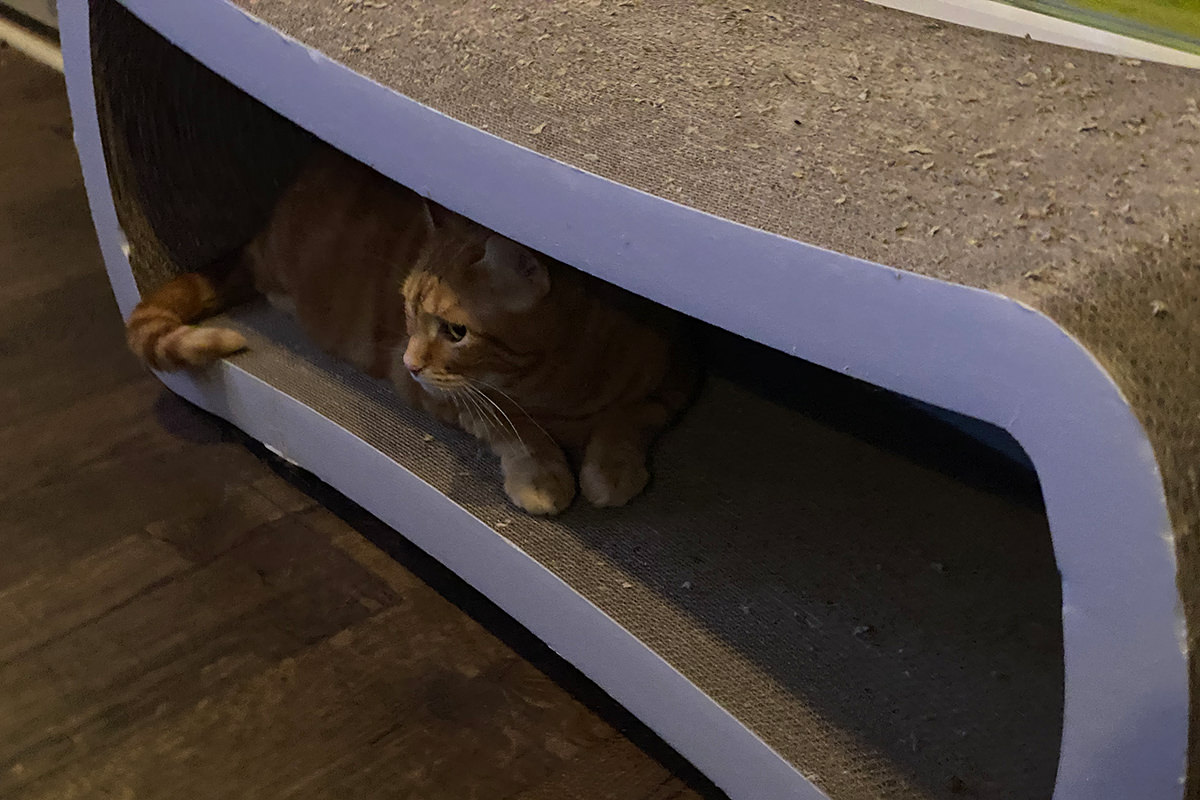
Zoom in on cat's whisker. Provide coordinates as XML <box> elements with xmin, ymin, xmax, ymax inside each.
<box><xmin>468</xmin><ymin>386</ymin><xmax>531</xmax><ymax>455</ymax></box>
<box><xmin>470</xmin><ymin>385</ymin><xmax>518</xmax><ymax>435</ymax></box>
<box><xmin>469</xmin><ymin>378</ymin><xmax>555</xmax><ymax>446</ymax></box>
<box><xmin>448</xmin><ymin>390</ymin><xmax>469</xmax><ymax>425</ymax></box>
<box><xmin>452</xmin><ymin>389</ymin><xmax>485</xmax><ymax>433</ymax></box>
<box><xmin>467</xmin><ymin>384</ymin><xmax>529</xmax><ymax>454</ymax></box>
<box><xmin>468</xmin><ymin>386</ymin><xmax>514</xmax><ymax>440</ymax></box>
<box><xmin>461</xmin><ymin>387</ymin><xmax>492</xmax><ymax>432</ymax></box>
<box><xmin>457</xmin><ymin>385</ymin><xmax>503</xmax><ymax>443</ymax></box>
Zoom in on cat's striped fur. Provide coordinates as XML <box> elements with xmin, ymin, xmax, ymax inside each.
<box><xmin>126</xmin><ymin>146</ymin><xmax>697</xmax><ymax>514</ymax></box>
<box><xmin>125</xmin><ymin>256</ymin><xmax>250</xmax><ymax>370</ymax></box>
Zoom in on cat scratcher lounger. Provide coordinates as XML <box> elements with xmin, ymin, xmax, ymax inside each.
<box><xmin>61</xmin><ymin>1</ymin><xmax>1198</xmax><ymax>798</ymax></box>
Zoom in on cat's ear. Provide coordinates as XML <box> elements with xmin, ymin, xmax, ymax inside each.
<box><xmin>480</xmin><ymin>235</ymin><xmax>550</xmax><ymax>312</ymax></box>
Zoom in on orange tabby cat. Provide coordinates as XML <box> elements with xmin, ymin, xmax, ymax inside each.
<box><xmin>126</xmin><ymin>147</ymin><xmax>697</xmax><ymax>515</ymax></box>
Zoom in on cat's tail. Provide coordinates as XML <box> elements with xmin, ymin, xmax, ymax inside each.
<box><xmin>125</xmin><ymin>250</ymin><xmax>253</xmax><ymax>371</ymax></box>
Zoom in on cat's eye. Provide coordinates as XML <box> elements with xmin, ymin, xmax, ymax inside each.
<box><xmin>440</xmin><ymin>321</ymin><xmax>468</xmax><ymax>343</ymax></box>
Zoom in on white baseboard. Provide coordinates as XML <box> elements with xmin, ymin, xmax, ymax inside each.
<box><xmin>0</xmin><ymin>12</ymin><xmax>62</xmax><ymax>72</ymax></box>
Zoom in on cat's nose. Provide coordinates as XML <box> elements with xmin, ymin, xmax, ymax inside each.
<box><xmin>403</xmin><ymin>355</ymin><xmax>424</xmax><ymax>376</ymax></box>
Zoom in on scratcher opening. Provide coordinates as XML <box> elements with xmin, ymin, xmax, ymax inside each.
<box><xmin>88</xmin><ymin>2</ymin><xmax>1063</xmax><ymax>797</ymax></box>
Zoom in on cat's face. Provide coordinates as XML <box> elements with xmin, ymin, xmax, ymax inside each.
<box><xmin>400</xmin><ymin>234</ymin><xmax>550</xmax><ymax>395</ymax></box>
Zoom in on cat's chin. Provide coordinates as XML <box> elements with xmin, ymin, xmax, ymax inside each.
<box><xmin>417</xmin><ymin>377</ymin><xmax>468</xmax><ymax>397</ymax></box>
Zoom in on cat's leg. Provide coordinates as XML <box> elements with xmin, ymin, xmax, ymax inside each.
<box><xmin>579</xmin><ymin>402</ymin><xmax>671</xmax><ymax>508</ymax></box>
<box><xmin>489</xmin><ymin>423</ymin><xmax>576</xmax><ymax>516</ymax></box>
<box><xmin>408</xmin><ymin>385</ymin><xmax>573</xmax><ymax>515</ymax></box>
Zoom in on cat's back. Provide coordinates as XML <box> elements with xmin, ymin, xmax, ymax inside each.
<box><xmin>250</xmin><ymin>148</ymin><xmax>425</xmax><ymax>287</ymax></box>
<box><xmin>245</xmin><ymin>147</ymin><xmax>428</xmax><ymax>373</ymax></box>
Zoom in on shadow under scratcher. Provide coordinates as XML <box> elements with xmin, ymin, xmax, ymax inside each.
<box><xmin>209</xmin><ymin>303</ymin><xmax>1062</xmax><ymax>800</ymax></box>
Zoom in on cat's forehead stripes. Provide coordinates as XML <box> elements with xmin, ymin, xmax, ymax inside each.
<box><xmin>422</xmin><ymin>280</ymin><xmax>462</xmax><ymax>320</ymax></box>
<box><xmin>403</xmin><ymin>273</ymin><xmax>429</xmax><ymax>311</ymax></box>
<box><xmin>405</xmin><ymin>272</ymin><xmax>471</xmax><ymax>328</ymax></box>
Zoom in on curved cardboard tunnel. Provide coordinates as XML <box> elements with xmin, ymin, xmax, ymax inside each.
<box><xmin>62</xmin><ymin>1</ymin><xmax>1199</xmax><ymax>798</ymax></box>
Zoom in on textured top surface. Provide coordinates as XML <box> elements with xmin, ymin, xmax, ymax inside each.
<box><xmin>235</xmin><ymin>0</ymin><xmax>1200</xmax><ymax>296</ymax></box>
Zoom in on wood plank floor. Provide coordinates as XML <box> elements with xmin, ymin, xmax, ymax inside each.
<box><xmin>0</xmin><ymin>46</ymin><xmax>721</xmax><ymax>800</ymax></box>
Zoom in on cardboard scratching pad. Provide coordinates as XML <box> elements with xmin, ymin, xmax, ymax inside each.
<box><xmin>62</xmin><ymin>0</ymin><xmax>1198</xmax><ymax>798</ymax></box>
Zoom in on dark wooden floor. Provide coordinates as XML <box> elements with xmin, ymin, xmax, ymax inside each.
<box><xmin>0</xmin><ymin>47</ymin><xmax>719</xmax><ymax>800</ymax></box>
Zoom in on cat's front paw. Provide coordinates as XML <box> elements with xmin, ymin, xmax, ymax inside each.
<box><xmin>503</xmin><ymin>457</ymin><xmax>576</xmax><ymax>515</ymax></box>
<box><xmin>579</xmin><ymin>444</ymin><xmax>649</xmax><ymax>508</ymax></box>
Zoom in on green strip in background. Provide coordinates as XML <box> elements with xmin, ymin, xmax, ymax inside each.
<box><xmin>998</xmin><ymin>0</ymin><xmax>1200</xmax><ymax>55</ymax></box>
